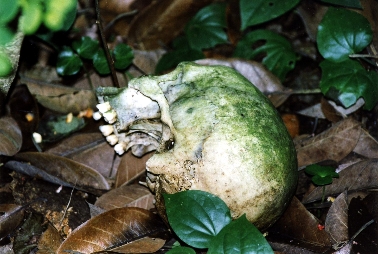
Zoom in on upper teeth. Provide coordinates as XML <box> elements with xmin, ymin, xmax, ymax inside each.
<box><xmin>92</xmin><ymin>111</ymin><xmax>102</xmax><ymax>121</ymax></box>
<box><xmin>114</xmin><ymin>143</ymin><xmax>126</xmax><ymax>155</ymax></box>
<box><xmin>106</xmin><ymin>134</ymin><xmax>118</xmax><ymax>145</ymax></box>
<box><xmin>96</xmin><ymin>102</ymin><xmax>112</xmax><ymax>113</ymax></box>
<box><xmin>103</xmin><ymin>110</ymin><xmax>117</xmax><ymax>124</ymax></box>
<box><xmin>99</xmin><ymin>125</ymin><xmax>114</xmax><ymax>136</ymax></box>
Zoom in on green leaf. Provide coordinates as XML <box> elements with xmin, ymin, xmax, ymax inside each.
<box><xmin>185</xmin><ymin>3</ymin><xmax>228</xmax><ymax>50</ymax></box>
<box><xmin>164</xmin><ymin>190</ymin><xmax>232</xmax><ymax>249</ymax></box>
<box><xmin>320</xmin><ymin>0</ymin><xmax>361</xmax><ymax>9</ymax></box>
<box><xmin>305</xmin><ymin>164</ymin><xmax>339</xmax><ymax>186</ymax></box>
<box><xmin>56</xmin><ymin>46</ymin><xmax>83</xmax><ymax>76</ymax></box>
<box><xmin>207</xmin><ymin>215</ymin><xmax>274</xmax><ymax>254</ymax></box>
<box><xmin>0</xmin><ymin>0</ymin><xmax>19</xmax><ymax>24</ymax></box>
<box><xmin>60</xmin><ymin>0</ymin><xmax>78</xmax><ymax>31</ymax></box>
<box><xmin>93</xmin><ymin>49</ymin><xmax>110</xmax><ymax>75</ymax></box>
<box><xmin>155</xmin><ymin>36</ymin><xmax>204</xmax><ymax>74</ymax></box>
<box><xmin>166</xmin><ymin>246</ymin><xmax>196</xmax><ymax>254</ymax></box>
<box><xmin>0</xmin><ymin>51</ymin><xmax>12</xmax><ymax>77</ymax></box>
<box><xmin>44</xmin><ymin>0</ymin><xmax>77</xmax><ymax>31</ymax></box>
<box><xmin>234</xmin><ymin>29</ymin><xmax>296</xmax><ymax>81</ymax></box>
<box><xmin>72</xmin><ymin>36</ymin><xmax>99</xmax><ymax>60</ymax></box>
<box><xmin>19</xmin><ymin>0</ymin><xmax>43</xmax><ymax>35</ymax></box>
<box><xmin>240</xmin><ymin>0</ymin><xmax>300</xmax><ymax>30</ymax></box>
<box><xmin>113</xmin><ymin>43</ymin><xmax>134</xmax><ymax>70</ymax></box>
<box><xmin>319</xmin><ymin>59</ymin><xmax>378</xmax><ymax>110</ymax></box>
<box><xmin>0</xmin><ymin>26</ymin><xmax>15</xmax><ymax>45</ymax></box>
<box><xmin>317</xmin><ymin>7</ymin><xmax>372</xmax><ymax>62</ymax></box>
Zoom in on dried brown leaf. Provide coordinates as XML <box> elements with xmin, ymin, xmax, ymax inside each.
<box><xmin>320</xmin><ymin>97</ymin><xmax>344</xmax><ymax>123</ymax></box>
<box><xmin>127</xmin><ymin>0</ymin><xmax>214</xmax><ymax>49</ymax></box>
<box><xmin>0</xmin><ymin>204</ymin><xmax>25</xmax><ymax>240</ymax></box>
<box><xmin>195</xmin><ymin>58</ymin><xmax>292</xmax><ymax>107</ymax></box>
<box><xmin>353</xmin><ymin>128</ymin><xmax>378</xmax><ymax>158</ymax></box>
<box><xmin>11</xmin><ymin>152</ymin><xmax>110</xmax><ymax>190</ymax></box>
<box><xmin>295</xmin><ymin>118</ymin><xmax>361</xmax><ymax>168</ymax></box>
<box><xmin>37</xmin><ymin>223</ymin><xmax>63</xmax><ymax>254</ymax></box>
<box><xmin>302</xmin><ymin>159</ymin><xmax>378</xmax><ymax>203</ymax></box>
<box><xmin>0</xmin><ymin>117</ymin><xmax>22</xmax><ymax>156</ymax></box>
<box><xmin>46</xmin><ymin>133</ymin><xmax>120</xmax><ymax>179</ymax></box>
<box><xmin>25</xmin><ymin>83</ymin><xmax>96</xmax><ymax>114</ymax></box>
<box><xmin>115</xmin><ymin>150</ymin><xmax>153</xmax><ymax>187</ymax></box>
<box><xmin>296</xmin><ymin>0</ymin><xmax>328</xmax><ymax>41</ymax></box>
<box><xmin>56</xmin><ymin>207</ymin><xmax>167</xmax><ymax>254</ymax></box>
<box><xmin>268</xmin><ymin>196</ymin><xmax>332</xmax><ymax>253</ymax></box>
<box><xmin>325</xmin><ymin>191</ymin><xmax>348</xmax><ymax>247</ymax></box>
<box><xmin>110</xmin><ymin>237</ymin><xmax>165</xmax><ymax>253</ymax></box>
<box><xmin>95</xmin><ymin>184</ymin><xmax>154</xmax><ymax>211</ymax></box>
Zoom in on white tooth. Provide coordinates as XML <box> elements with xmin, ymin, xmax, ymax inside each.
<box><xmin>33</xmin><ymin>132</ymin><xmax>42</xmax><ymax>143</ymax></box>
<box><xmin>106</xmin><ymin>134</ymin><xmax>118</xmax><ymax>145</ymax></box>
<box><xmin>114</xmin><ymin>143</ymin><xmax>126</xmax><ymax>155</ymax></box>
<box><xmin>103</xmin><ymin>110</ymin><xmax>117</xmax><ymax>124</ymax></box>
<box><xmin>99</xmin><ymin>125</ymin><xmax>114</xmax><ymax>136</ymax></box>
<box><xmin>96</xmin><ymin>101</ymin><xmax>111</xmax><ymax>113</ymax></box>
<box><xmin>92</xmin><ymin>111</ymin><xmax>102</xmax><ymax>121</ymax></box>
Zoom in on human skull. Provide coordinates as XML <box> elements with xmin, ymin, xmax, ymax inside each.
<box><xmin>95</xmin><ymin>62</ymin><xmax>298</xmax><ymax>230</ymax></box>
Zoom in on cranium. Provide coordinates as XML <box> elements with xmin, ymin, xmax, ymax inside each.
<box><xmin>95</xmin><ymin>62</ymin><xmax>298</xmax><ymax>230</ymax></box>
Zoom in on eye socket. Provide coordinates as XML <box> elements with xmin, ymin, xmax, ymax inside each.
<box><xmin>165</xmin><ymin>139</ymin><xmax>175</xmax><ymax>150</ymax></box>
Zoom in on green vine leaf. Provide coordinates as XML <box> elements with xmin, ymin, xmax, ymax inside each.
<box><xmin>113</xmin><ymin>43</ymin><xmax>134</xmax><ymax>70</ymax></box>
<box><xmin>56</xmin><ymin>46</ymin><xmax>83</xmax><ymax>76</ymax></box>
<box><xmin>305</xmin><ymin>164</ymin><xmax>339</xmax><ymax>186</ymax></box>
<box><xmin>207</xmin><ymin>215</ymin><xmax>274</xmax><ymax>254</ymax></box>
<box><xmin>93</xmin><ymin>49</ymin><xmax>110</xmax><ymax>75</ymax></box>
<box><xmin>164</xmin><ymin>190</ymin><xmax>232</xmax><ymax>249</ymax></box>
<box><xmin>320</xmin><ymin>59</ymin><xmax>378</xmax><ymax>110</ymax></box>
<box><xmin>240</xmin><ymin>0</ymin><xmax>300</xmax><ymax>30</ymax></box>
<box><xmin>166</xmin><ymin>246</ymin><xmax>196</xmax><ymax>254</ymax></box>
<box><xmin>184</xmin><ymin>3</ymin><xmax>228</xmax><ymax>50</ymax></box>
<box><xmin>0</xmin><ymin>0</ymin><xmax>19</xmax><ymax>24</ymax></box>
<box><xmin>317</xmin><ymin>7</ymin><xmax>372</xmax><ymax>62</ymax></box>
<box><xmin>19</xmin><ymin>0</ymin><xmax>43</xmax><ymax>35</ymax></box>
<box><xmin>234</xmin><ymin>29</ymin><xmax>296</xmax><ymax>81</ymax></box>
<box><xmin>72</xmin><ymin>36</ymin><xmax>99</xmax><ymax>60</ymax></box>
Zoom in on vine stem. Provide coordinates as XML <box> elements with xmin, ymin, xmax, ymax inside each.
<box><xmin>95</xmin><ymin>0</ymin><xmax>120</xmax><ymax>88</ymax></box>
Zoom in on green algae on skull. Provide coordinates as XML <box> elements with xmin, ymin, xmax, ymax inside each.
<box><xmin>95</xmin><ymin>62</ymin><xmax>298</xmax><ymax>230</ymax></box>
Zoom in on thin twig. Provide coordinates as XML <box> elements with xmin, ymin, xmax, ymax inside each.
<box><xmin>59</xmin><ymin>185</ymin><xmax>76</xmax><ymax>229</ymax></box>
<box><xmin>349</xmin><ymin>54</ymin><xmax>378</xmax><ymax>58</ymax></box>
<box><xmin>95</xmin><ymin>0</ymin><xmax>120</xmax><ymax>88</ymax></box>
<box><xmin>104</xmin><ymin>10</ymin><xmax>138</xmax><ymax>32</ymax></box>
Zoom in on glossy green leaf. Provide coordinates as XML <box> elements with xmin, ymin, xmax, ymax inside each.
<box><xmin>185</xmin><ymin>3</ymin><xmax>228</xmax><ymax>50</ymax></box>
<box><xmin>72</xmin><ymin>36</ymin><xmax>99</xmax><ymax>60</ymax></box>
<box><xmin>164</xmin><ymin>190</ymin><xmax>232</xmax><ymax>249</ymax></box>
<box><xmin>0</xmin><ymin>51</ymin><xmax>12</xmax><ymax>77</ymax></box>
<box><xmin>320</xmin><ymin>0</ymin><xmax>361</xmax><ymax>9</ymax></box>
<box><xmin>305</xmin><ymin>164</ymin><xmax>339</xmax><ymax>186</ymax></box>
<box><xmin>19</xmin><ymin>0</ymin><xmax>43</xmax><ymax>35</ymax></box>
<box><xmin>0</xmin><ymin>26</ymin><xmax>14</xmax><ymax>45</ymax></box>
<box><xmin>317</xmin><ymin>7</ymin><xmax>372</xmax><ymax>62</ymax></box>
<box><xmin>0</xmin><ymin>0</ymin><xmax>19</xmax><ymax>24</ymax></box>
<box><xmin>93</xmin><ymin>49</ymin><xmax>110</xmax><ymax>75</ymax></box>
<box><xmin>240</xmin><ymin>0</ymin><xmax>300</xmax><ymax>30</ymax></box>
<box><xmin>56</xmin><ymin>46</ymin><xmax>83</xmax><ymax>76</ymax></box>
<box><xmin>155</xmin><ymin>36</ymin><xmax>204</xmax><ymax>73</ymax></box>
<box><xmin>113</xmin><ymin>43</ymin><xmax>134</xmax><ymax>70</ymax></box>
<box><xmin>60</xmin><ymin>0</ymin><xmax>78</xmax><ymax>31</ymax></box>
<box><xmin>207</xmin><ymin>215</ymin><xmax>274</xmax><ymax>254</ymax></box>
<box><xmin>234</xmin><ymin>29</ymin><xmax>296</xmax><ymax>81</ymax></box>
<box><xmin>320</xmin><ymin>59</ymin><xmax>378</xmax><ymax>110</ymax></box>
<box><xmin>166</xmin><ymin>246</ymin><xmax>196</xmax><ymax>254</ymax></box>
<box><xmin>44</xmin><ymin>0</ymin><xmax>77</xmax><ymax>31</ymax></box>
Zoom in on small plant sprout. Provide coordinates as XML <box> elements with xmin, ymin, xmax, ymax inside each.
<box><xmin>305</xmin><ymin>164</ymin><xmax>339</xmax><ymax>203</ymax></box>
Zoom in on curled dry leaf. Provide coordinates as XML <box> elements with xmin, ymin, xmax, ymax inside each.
<box><xmin>295</xmin><ymin>118</ymin><xmax>361</xmax><ymax>168</ymax></box>
<box><xmin>25</xmin><ymin>83</ymin><xmax>96</xmax><ymax>114</ymax></box>
<box><xmin>127</xmin><ymin>0</ymin><xmax>214</xmax><ymax>49</ymax></box>
<box><xmin>303</xmin><ymin>159</ymin><xmax>378</xmax><ymax>203</ymax></box>
<box><xmin>325</xmin><ymin>191</ymin><xmax>349</xmax><ymax>248</ymax></box>
<box><xmin>0</xmin><ymin>116</ymin><xmax>22</xmax><ymax>156</ymax></box>
<box><xmin>268</xmin><ymin>196</ymin><xmax>332</xmax><ymax>253</ymax></box>
<box><xmin>95</xmin><ymin>184</ymin><xmax>155</xmax><ymax>211</ymax></box>
<box><xmin>353</xmin><ymin>128</ymin><xmax>378</xmax><ymax>158</ymax></box>
<box><xmin>0</xmin><ymin>204</ymin><xmax>25</xmax><ymax>240</ymax></box>
<box><xmin>46</xmin><ymin>133</ymin><xmax>121</xmax><ymax>178</ymax></box>
<box><xmin>11</xmin><ymin>152</ymin><xmax>110</xmax><ymax>190</ymax></box>
<box><xmin>57</xmin><ymin>207</ymin><xmax>167</xmax><ymax>254</ymax></box>
<box><xmin>195</xmin><ymin>58</ymin><xmax>292</xmax><ymax>107</ymax></box>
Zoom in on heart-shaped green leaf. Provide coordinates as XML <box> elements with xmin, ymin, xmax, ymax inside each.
<box><xmin>240</xmin><ymin>0</ymin><xmax>300</xmax><ymax>30</ymax></box>
<box><xmin>113</xmin><ymin>43</ymin><xmax>134</xmax><ymax>70</ymax></box>
<box><xmin>320</xmin><ymin>59</ymin><xmax>378</xmax><ymax>110</ymax></box>
<box><xmin>305</xmin><ymin>164</ymin><xmax>339</xmax><ymax>186</ymax></box>
<box><xmin>19</xmin><ymin>0</ymin><xmax>43</xmax><ymax>35</ymax></box>
<box><xmin>164</xmin><ymin>190</ymin><xmax>232</xmax><ymax>249</ymax></box>
<box><xmin>185</xmin><ymin>3</ymin><xmax>228</xmax><ymax>50</ymax></box>
<box><xmin>207</xmin><ymin>215</ymin><xmax>274</xmax><ymax>254</ymax></box>
<box><xmin>72</xmin><ymin>36</ymin><xmax>99</xmax><ymax>60</ymax></box>
<box><xmin>234</xmin><ymin>29</ymin><xmax>296</xmax><ymax>81</ymax></box>
<box><xmin>317</xmin><ymin>7</ymin><xmax>372</xmax><ymax>62</ymax></box>
<box><xmin>56</xmin><ymin>46</ymin><xmax>83</xmax><ymax>76</ymax></box>
<box><xmin>93</xmin><ymin>49</ymin><xmax>110</xmax><ymax>75</ymax></box>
